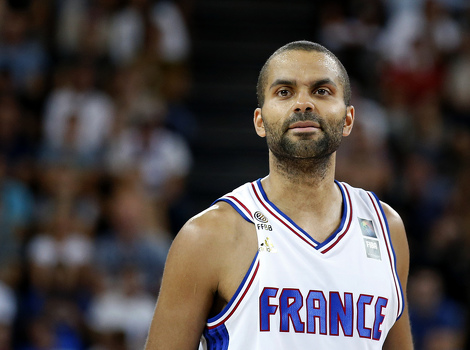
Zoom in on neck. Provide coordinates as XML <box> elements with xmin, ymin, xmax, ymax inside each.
<box><xmin>262</xmin><ymin>151</ymin><xmax>339</xmax><ymax>212</ymax></box>
<box><xmin>272</xmin><ymin>152</ymin><xmax>334</xmax><ymax>184</ymax></box>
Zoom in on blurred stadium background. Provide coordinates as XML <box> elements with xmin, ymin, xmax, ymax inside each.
<box><xmin>0</xmin><ymin>0</ymin><xmax>469</xmax><ymax>348</ymax></box>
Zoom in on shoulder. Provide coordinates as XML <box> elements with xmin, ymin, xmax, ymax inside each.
<box><xmin>169</xmin><ymin>201</ymin><xmax>254</xmax><ymax>275</ymax></box>
<box><xmin>178</xmin><ymin>200</ymin><xmax>249</xmax><ymax>245</ymax></box>
<box><xmin>379</xmin><ymin>201</ymin><xmax>406</xmax><ymax>243</ymax></box>
<box><xmin>379</xmin><ymin>201</ymin><xmax>410</xmax><ymax>276</ymax></box>
<box><xmin>157</xmin><ymin>200</ymin><xmax>256</xmax><ymax>316</ymax></box>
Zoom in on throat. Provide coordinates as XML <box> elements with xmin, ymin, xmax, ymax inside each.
<box><xmin>271</xmin><ymin>152</ymin><xmax>333</xmax><ymax>183</ymax></box>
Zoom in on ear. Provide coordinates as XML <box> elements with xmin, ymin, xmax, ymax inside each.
<box><xmin>342</xmin><ymin>105</ymin><xmax>355</xmax><ymax>137</ymax></box>
<box><xmin>254</xmin><ymin>108</ymin><xmax>266</xmax><ymax>138</ymax></box>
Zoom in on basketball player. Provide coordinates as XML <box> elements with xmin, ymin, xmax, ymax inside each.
<box><xmin>145</xmin><ymin>41</ymin><xmax>414</xmax><ymax>349</ymax></box>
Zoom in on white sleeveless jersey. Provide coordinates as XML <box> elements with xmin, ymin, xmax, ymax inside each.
<box><xmin>199</xmin><ymin>179</ymin><xmax>404</xmax><ymax>350</ymax></box>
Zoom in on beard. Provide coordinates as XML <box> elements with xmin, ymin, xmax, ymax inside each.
<box><xmin>263</xmin><ymin>110</ymin><xmax>346</xmax><ymax>161</ymax></box>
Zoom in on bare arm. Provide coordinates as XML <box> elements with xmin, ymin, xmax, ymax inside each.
<box><xmin>144</xmin><ymin>203</ymin><xmax>256</xmax><ymax>349</ymax></box>
<box><xmin>382</xmin><ymin>202</ymin><xmax>414</xmax><ymax>350</ymax></box>
<box><xmin>144</xmin><ymin>207</ymin><xmax>223</xmax><ymax>349</ymax></box>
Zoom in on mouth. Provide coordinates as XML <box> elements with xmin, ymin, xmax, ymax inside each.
<box><xmin>288</xmin><ymin>121</ymin><xmax>321</xmax><ymax>133</ymax></box>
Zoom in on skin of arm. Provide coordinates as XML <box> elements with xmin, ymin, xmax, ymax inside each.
<box><xmin>144</xmin><ymin>202</ymin><xmax>256</xmax><ymax>349</ymax></box>
<box><xmin>382</xmin><ymin>202</ymin><xmax>414</xmax><ymax>350</ymax></box>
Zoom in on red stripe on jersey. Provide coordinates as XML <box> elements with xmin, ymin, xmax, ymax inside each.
<box><xmin>227</xmin><ymin>195</ymin><xmax>252</xmax><ymax>218</ymax></box>
<box><xmin>367</xmin><ymin>193</ymin><xmax>402</xmax><ymax>318</ymax></box>
<box><xmin>320</xmin><ymin>184</ymin><xmax>353</xmax><ymax>254</ymax></box>
<box><xmin>208</xmin><ymin>260</ymin><xmax>260</xmax><ymax>329</ymax></box>
<box><xmin>250</xmin><ymin>183</ymin><xmax>317</xmax><ymax>249</ymax></box>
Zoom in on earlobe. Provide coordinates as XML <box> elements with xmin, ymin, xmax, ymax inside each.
<box><xmin>254</xmin><ymin>108</ymin><xmax>266</xmax><ymax>138</ymax></box>
<box><xmin>343</xmin><ymin>105</ymin><xmax>355</xmax><ymax>136</ymax></box>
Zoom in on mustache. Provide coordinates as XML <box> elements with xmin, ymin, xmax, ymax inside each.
<box><xmin>283</xmin><ymin>111</ymin><xmax>324</xmax><ymax>129</ymax></box>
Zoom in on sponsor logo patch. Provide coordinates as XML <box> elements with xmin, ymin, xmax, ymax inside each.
<box><xmin>358</xmin><ymin>218</ymin><xmax>377</xmax><ymax>238</ymax></box>
<box><xmin>259</xmin><ymin>237</ymin><xmax>277</xmax><ymax>253</ymax></box>
<box><xmin>254</xmin><ymin>211</ymin><xmax>268</xmax><ymax>223</ymax></box>
<box><xmin>358</xmin><ymin>218</ymin><xmax>381</xmax><ymax>260</ymax></box>
<box><xmin>363</xmin><ymin>238</ymin><xmax>381</xmax><ymax>260</ymax></box>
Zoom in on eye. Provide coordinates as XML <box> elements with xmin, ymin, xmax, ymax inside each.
<box><xmin>314</xmin><ymin>88</ymin><xmax>330</xmax><ymax>96</ymax></box>
<box><xmin>276</xmin><ymin>89</ymin><xmax>292</xmax><ymax>98</ymax></box>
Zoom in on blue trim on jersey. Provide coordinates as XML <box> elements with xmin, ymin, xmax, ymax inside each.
<box><xmin>212</xmin><ymin>198</ymin><xmax>253</xmax><ymax>223</ymax></box>
<box><xmin>255</xmin><ymin>178</ymin><xmax>348</xmax><ymax>250</ymax></box>
<box><xmin>207</xmin><ymin>251</ymin><xmax>259</xmax><ymax>324</ymax></box>
<box><xmin>203</xmin><ymin>324</ymin><xmax>229</xmax><ymax>350</ymax></box>
<box><xmin>371</xmin><ymin>192</ymin><xmax>405</xmax><ymax>320</ymax></box>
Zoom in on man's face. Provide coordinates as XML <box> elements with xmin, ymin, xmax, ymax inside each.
<box><xmin>254</xmin><ymin>50</ymin><xmax>354</xmax><ymax>160</ymax></box>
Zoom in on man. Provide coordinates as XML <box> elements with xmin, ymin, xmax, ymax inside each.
<box><xmin>145</xmin><ymin>41</ymin><xmax>414</xmax><ymax>349</ymax></box>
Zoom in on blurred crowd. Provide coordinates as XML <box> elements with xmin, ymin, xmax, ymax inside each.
<box><xmin>0</xmin><ymin>0</ymin><xmax>194</xmax><ymax>348</ymax></box>
<box><xmin>332</xmin><ymin>0</ymin><xmax>470</xmax><ymax>348</ymax></box>
<box><xmin>0</xmin><ymin>0</ymin><xmax>468</xmax><ymax>349</ymax></box>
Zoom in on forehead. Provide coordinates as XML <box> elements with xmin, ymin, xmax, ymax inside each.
<box><xmin>266</xmin><ymin>50</ymin><xmax>342</xmax><ymax>86</ymax></box>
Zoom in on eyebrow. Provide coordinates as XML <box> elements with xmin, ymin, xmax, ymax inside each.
<box><xmin>311</xmin><ymin>78</ymin><xmax>338</xmax><ymax>90</ymax></box>
<box><xmin>269</xmin><ymin>79</ymin><xmax>296</xmax><ymax>90</ymax></box>
<box><xmin>269</xmin><ymin>78</ymin><xmax>338</xmax><ymax>90</ymax></box>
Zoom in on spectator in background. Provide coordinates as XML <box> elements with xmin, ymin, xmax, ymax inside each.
<box><xmin>151</xmin><ymin>0</ymin><xmax>191</xmax><ymax>63</ymax></box>
<box><xmin>336</xmin><ymin>82</ymin><xmax>392</xmax><ymax>197</ymax></box>
<box><xmin>33</xmin><ymin>163</ymin><xmax>101</xmax><ymax>236</ymax></box>
<box><xmin>93</xmin><ymin>183</ymin><xmax>171</xmax><ymax>294</ymax></box>
<box><xmin>0</xmin><ymin>94</ymin><xmax>36</xmax><ymax>185</ymax></box>
<box><xmin>105</xmin><ymin>99</ymin><xmax>192</xmax><ymax>232</ymax></box>
<box><xmin>41</xmin><ymin>58</ymin><xmax>115</xmax><ymax>169</ymax></box>
<box><xmin>55</xmin><ymin>0</ymin><xmax>118</xmax><ymax>61</ymax></box>
<box><xmin>443</xmin><ymin>29</ymin><xmax>470</xmax><ymax>127</ymax></box>
<box><xmin>0</xmin><ymin>153</ymin><xmax>33</xmax><ymax>289</ymax></box>
<box><xmin>318</xmin><ymin>0</ymin><xmax>386</xmax><ymax>97</ymax></box>
<box><xmin>55</xmin><ymin>0</ymin><xmax>191</xmax><ymax>67</ymax></box>
<box><xmin>106</xmin><ymin>0</ymin><xmax>190</xmax><ymax>66</ymax></box>
<box><xmin>408</xmin><ymin>268</ymin><xmax>466</xmax><ymax>350</ymax></box>
<box><xmin>159</xmin><ymin>63</ymin><xmax>198</xmax><ymax>144</ymax></box>
<box><xmin>108</xmin><ymin>62</ymin><xmax>165</xmax><ymax>129</ymax></box>
<box><xmin>86</xmin><ymin>267</ymin><xmax>156</xmax><ymax>350</ymax></box>
<box><xmin>422</xmin><ymin>328</ymin><xmax>464</xmax><ymax>350</ymax></box>
<box><xmin>106</xmin><ymin>56</ymin><xmax>194</xmax><ymax>234</ymax></box>
<box><xmin>54</xmin><ymin>0</ymin><xmax>191</xmax><ymax>70</ymax></box>
<box><xmin>378</xmin><ymin>0</ymin><xmax>460</xmax><ymax>108</ymax></box>
<box><xmin>22</xmin><ymin>202</ymin><xmax>94</xmax><ymax>350</ymax></box>
<box><xmin>0</xmin><ymin>280</ymin><xmax>16</xmax><ymax>350</ymax></box>
<box><xmin>26</xmin><ymin>207</ymin><xmax>93</xmax><ymax>297</ymax></box>
<box><xmin>0</xmin><ymin>6</ymin><xmax>48</xmax><ymax>102</ymax></box>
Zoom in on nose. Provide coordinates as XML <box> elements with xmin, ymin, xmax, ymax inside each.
<box><xmin>293</xmin><ymin>91</ymin><xmax>315</xmax><ymax>113</ymax></box>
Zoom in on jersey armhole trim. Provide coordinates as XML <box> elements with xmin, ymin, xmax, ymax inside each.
<box><xmin>213</xmin><ymin>197</ymin><xmax>254</xmax><ymax>223</ymax></box>
<box><xmin>370</xmin><ymin>192</ymin><xmax>405</xmax><ymax>320</ymax></box>
<box><xmin>206</xmin><ymin>252</ymin><xmax>260</xmax><ymax>329</ymax></box>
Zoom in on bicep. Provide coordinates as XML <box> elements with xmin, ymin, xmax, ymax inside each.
<box><xmin>382</xmin><ymin>202</ymin><xmax>414</xmax><ymax>349</ymax></box>
<box><xmin>145</xmin><ymin>223</ymin><xmax>218</xmax><ymax>349</ymax></box>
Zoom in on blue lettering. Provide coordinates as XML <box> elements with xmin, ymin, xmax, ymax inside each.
<box><xmin>279</xmin><ymin>289</ymin><xmax>304</xmax><ymax>332</ymax></box>
<box><xmin>258</xmin><ymin>288</ymin><xmax>390</xmax><ymax>341</ymax></box>
<box><xmin>329</xmin><ymin>292</ymin><xmax>353</xmax><ymax>336</ymax></box>
<box><xmin>357</xmin><ymin>294</ymin><xmax>373</xmax><ymax>338</ymax></box>
<box><xmin>306</xmin><ymin>290</ymin><xmax>327</xmax><ymax>334</ymax></box>
<box><xmin>373</xmin><ymin>297</ymin><xmax>388</xmax><ymax>340</ymax></box>
<box><xmin>259</xmin><ymin>287</ymin><xmax>278</xmax><ymax>331</ymax></box>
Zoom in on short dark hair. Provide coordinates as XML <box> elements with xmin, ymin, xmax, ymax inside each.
<box><xmin>256</xmin><ymin>41</ymin><xmax>351</xmax><ymax>107</ymax></box>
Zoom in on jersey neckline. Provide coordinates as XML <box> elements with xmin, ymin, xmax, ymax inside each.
<box><xmin>251</xmin><ymin>178</ymin><xmax>353</xmax><ymax>254</ymax></box>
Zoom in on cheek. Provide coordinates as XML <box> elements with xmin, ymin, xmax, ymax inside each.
<box><xmin>260</xmin><ymin>109</ymin><xmax>284</xmax><ymax>132</ymax></box>
<box><xmin>264</xmin><ymin>117</ymin><xmax>287</xmax><ymax>139</ymax></box>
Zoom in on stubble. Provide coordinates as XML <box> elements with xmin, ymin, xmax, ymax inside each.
<box><xmin>263</xmin><ymin>111</ymin><xmax>346</xmax><ymax>181</ymax></box>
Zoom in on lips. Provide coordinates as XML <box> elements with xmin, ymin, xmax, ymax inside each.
<box><xmin>288</xmin><ymin>121</ymin><xmax>321</xmax><ymax>130</ymax></box>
